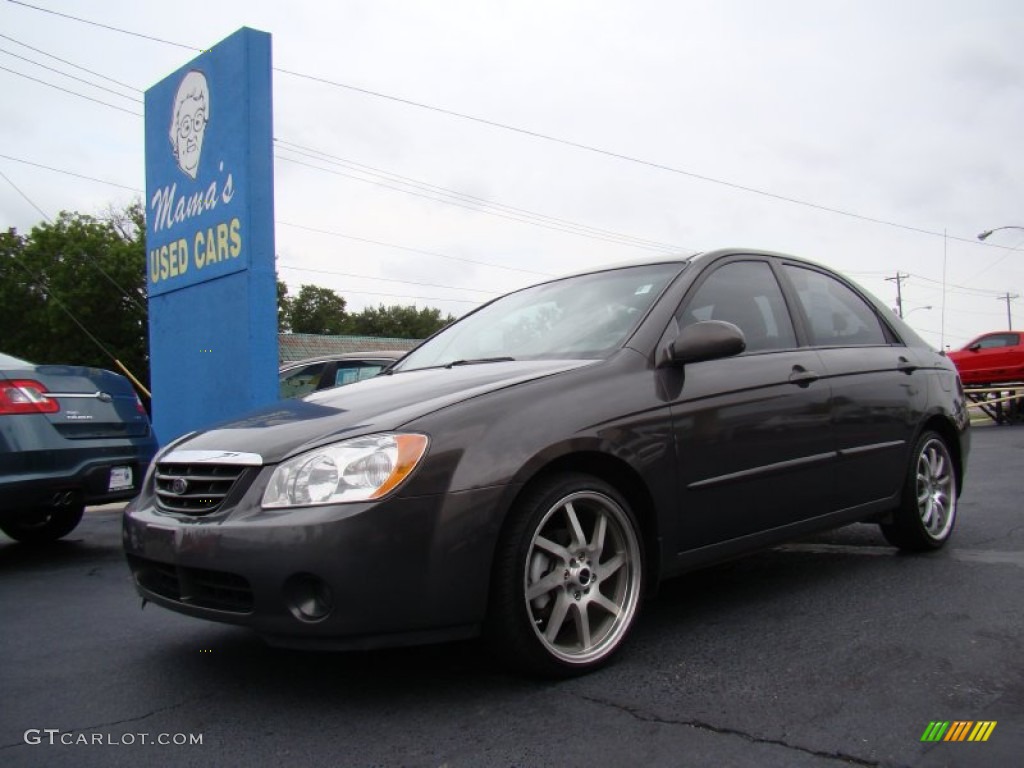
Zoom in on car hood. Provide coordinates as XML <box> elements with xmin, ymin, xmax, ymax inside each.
<box><xmin>169</xmin><ymin>359</ymin><xmax>596</xmax><ymax>463</ymax></box>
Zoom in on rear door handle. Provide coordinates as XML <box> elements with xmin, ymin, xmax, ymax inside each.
<box><xmin>789</xmin><ymin>365</ymin><xmax>820</xmax><ymax>387</ymax></box>
<box><xmin>897</xmin><ymin>356</ymin><xmax>918</xmax><ymax>375</ymax></box>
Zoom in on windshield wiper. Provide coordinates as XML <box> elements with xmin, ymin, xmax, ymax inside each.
<box><xmin>444</xmin><ymin>357</ymin><xmax>515</xmax><ymax>369</ymax></box>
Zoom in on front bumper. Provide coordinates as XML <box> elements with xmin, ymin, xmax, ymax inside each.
<box><xmin>122</xmin><ymin>477</ymin><xmax>511</xmax><ymax>649</ymax></box>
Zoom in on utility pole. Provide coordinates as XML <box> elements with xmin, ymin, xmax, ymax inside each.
<box><xmin>886</xmin><ymin>272</ymin><xmax>910</xmax><ymax>318</ymax></box>
<box><xmin>996</xmin><ymin>293</ymin><xmax>1018</xmax><ymax>329</ymax></box>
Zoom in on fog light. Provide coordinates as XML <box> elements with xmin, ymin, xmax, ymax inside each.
<box><xmin>283</xmin><ymin>574</ymin><xmax>333</xmax><ymax>622</ymax></box>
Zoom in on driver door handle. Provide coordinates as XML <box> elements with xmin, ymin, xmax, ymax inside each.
<box><xmin>789</xmin><ymin>365</ymin><xmax>820</xmax><ymax>387</ymax></box>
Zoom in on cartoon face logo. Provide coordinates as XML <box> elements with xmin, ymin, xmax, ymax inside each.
<box><xmin>169</xmin><ymin>70</ymin><xmax>209</xmax><ymax>180</ymax></box>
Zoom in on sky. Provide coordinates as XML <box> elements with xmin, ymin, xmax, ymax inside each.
<box><xmin>1</xmin><ymin>0</ymin><xmax>1023</xmax><ymax>350</ymax></box>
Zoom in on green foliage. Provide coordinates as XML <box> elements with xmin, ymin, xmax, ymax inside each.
<box><xmin>345</xmin><ymin>303</ymin><xmax>455</xmax><ymax>339</ymax></box>
<box><xmin>277</xmin><ymin>278</ymin><xmax>292</xmax><ymax>332</ymax></box>
<box><xmin>277</xmin><ymin>282</ymin><xmax>455</xmax><ymax>339</ymax></box>
<box><xmin>0</xmin><ymin>203</ymin><xmax>149</xmax><ymax>388</ymax></box>
<box><xmin>287</xmin><ymin>284</ymin><xmax>349</xmax><ymax>335</ymax></box>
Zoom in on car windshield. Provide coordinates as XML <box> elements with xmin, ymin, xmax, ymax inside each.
<box><xmin>395</xmin><ymin>262</ymin><xmax>685</xmax><ymax>371</ymax></box>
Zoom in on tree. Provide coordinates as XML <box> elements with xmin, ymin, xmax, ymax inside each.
<box><xmin>0</xmin><ymin>203</ymin><xmax>149</xmax><ymax>388</ymax></box>
<box><xmin>345</xmin><ymin>304</ymin><xmax>454</xmax><ymax>338</ymax></box>
<box><xmin>277</xmin><ymin>277</ymin><xmax>292</xmax><ymax>332</ymax></box>
<box><xmin>288</xmin><ymin>284</ymin><xmax>348</xmax><ymax>334</ymax></box>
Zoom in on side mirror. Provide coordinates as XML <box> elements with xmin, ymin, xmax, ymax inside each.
<box><xmin>968</xmin><ymin>344</ymin><xmax>982</xmax><ymax>352</ymax></box>
<box><xmin>662</xmin><ymin>320</ymin><xmax>746</xmax><ymax>366</ymax></box>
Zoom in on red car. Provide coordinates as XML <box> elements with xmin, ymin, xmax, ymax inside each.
<box><xmin>947</xmin><ymin>331</ymin><xmax>1024</xmax><ymax>385</ymax></box>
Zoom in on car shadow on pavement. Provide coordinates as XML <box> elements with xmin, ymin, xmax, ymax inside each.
<box><xmin>0</xmin><ymin>536</ymin><xmax>125</xmax><ymax>572</ymax></box>
<box><xmin>129</xmin><ymin>523</ymin><xmax>904</xmax><ymax>696</ymax></box>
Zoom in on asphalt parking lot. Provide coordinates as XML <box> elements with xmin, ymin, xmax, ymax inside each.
<box><xmin>0</xmin><ymin>424</ymin><xmax>1021</xmax><ymax>768</ymax></box>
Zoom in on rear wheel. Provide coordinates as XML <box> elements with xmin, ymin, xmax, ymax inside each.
<box><xmin>488</xmin><ymin>473</ymin><xmax>644</xmax><ymax>677</ymax></box>
<box><xmin>880</xmin><ymin>431</ymin><xmax>957</xmax><ymax>551</ymax></box>
<box><xmin>0</xmin><ymin>505</ymin><xmax>85</xmax><ymax>544</ymax></box>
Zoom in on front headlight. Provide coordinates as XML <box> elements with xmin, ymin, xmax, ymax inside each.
<box><xmin>262</xmin><ymin>433</ymin><xmax>429</xmax><ymax>508</ymax></box>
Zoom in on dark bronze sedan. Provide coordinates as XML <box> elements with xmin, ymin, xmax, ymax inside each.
<box><xmin>123</xmin><ymin>249</ymin><xmax>969</xmax><ymax>676</ymax></box>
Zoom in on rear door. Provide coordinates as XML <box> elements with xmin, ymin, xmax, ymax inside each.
<box><xmin>779</xmin><ymin>263</ymin><xmax>924</xmax><ymax>508</ymax></box>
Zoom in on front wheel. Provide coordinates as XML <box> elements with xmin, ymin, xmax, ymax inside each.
<box><xmin>488</xmin><ymin>473</ymin><xmax>644</xmax><ymax>677</ymax></box>
<box><xmin>880</xmin><ymin>431</ymin><xmax>957</xmax><ymax>551</ymax></box>
<box><xmin>0</xmin><ymin>505</ymin><xmax>85</xmax><ymax>544</ymax></box>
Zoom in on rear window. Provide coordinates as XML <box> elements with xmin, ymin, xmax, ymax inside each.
<box><xmin>335</xmin><ymin>363</ymin><xmax>386</xmax><ymax>385</ymax></box>
<box><xmin>784</xmin><ymin>265</ymin><xmax>889</xmax><ymax>347</ymax></box>
<box><xmin>0</xmin><ymin>352</ymin><xmax>33</xmax><ymax>368</ymax></box>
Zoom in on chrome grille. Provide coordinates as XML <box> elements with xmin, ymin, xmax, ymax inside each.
<box><xmin>154</xmin><ymin>462</ymin><xmax>251</xmax><ymax>515</ymax></box>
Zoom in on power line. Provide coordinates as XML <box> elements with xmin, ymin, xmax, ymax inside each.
<box><xmin>280</xmin><ymin>279</ymin><xmax>484</xmax><ymax>307</ymax></box>
<box><xmin>276</xmin><ymin>262</ymin><xmax>500</xmax><ymax>296</ymax></box>
<box><xmin>276</xmin><ymin>152</ymin><xmax>679</xmax><ymax>254</ymax></box>
<box><xmin>0</xmin><ymin>153</ymin><xmax>142</xmax><ymax>192</ymax></box>
<box><xmin>0</xmin><ymin>152</ymin><xmax>553</xmax><ymax>283</ymax></box>
<box><xmin>956</xmin><ymin>235</ymin><xmax>1024</xmax><ymax>289</ymax></box>
<box><xmin>0</xmin><ymin>31</ymin><xmax>142</xmax><ymax>93</ymax></box>
<box><xmin>0</xmin><ymin>45</ymin><xmax>142</xmax><ymax>102</ymax></box>
<box><xmin>0</xmin><ymin>64</ymin><xmax>143</xmax><ymax>115</ymax></box>
<box><xmin>0</xmin><ymin>166</ymin><xmax>49</xmax><ymax>222</ymax></box>
<box><xmin>9</xmin><ymin>0</ymin><xmax>1022</xmax><ymax>251</ymax></box>
<box><xmin>927</xmin><ymin>306</ymin><xmax>1004</xmax><ymax>318</ymax></box>
<box><xmin>13</xmin><ymin>144</ymin><xmax>1002</xmax><ymax>321</ymax></box>
<box><xmin>277</xmin><ymin>220</ymin><xmax>555</xmax><ymax>278</ymax></box>
<box><xmin>274</xmin><ymin>63</ymin><xmax>993</xmax><ymax>246</ymax></box>
<box><xmin>906</xmin><ymin>272</ymin><xmax>1009</xmax><ymax>298</ymax></box>
<box><xmin>275</xmin><ymin>139</ymin><xmax>686</xmax><ymax>253</ymax></box>
<box><xmin>6</xmin><ymin>0</ymin><xmax>199</xmax><ymax>51</ymax></box>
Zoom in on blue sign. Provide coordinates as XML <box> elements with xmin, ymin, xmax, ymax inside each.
<box><xmin>144</xmin><ymin>27</ymin><xmax>277</xmax><ymax>444</ymax></box>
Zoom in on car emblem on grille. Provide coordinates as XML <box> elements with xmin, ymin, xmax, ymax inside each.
<box><xmin>171</xmin><ymin>478</ymin><xmax>189</xmax><ymax>495</ymax></box>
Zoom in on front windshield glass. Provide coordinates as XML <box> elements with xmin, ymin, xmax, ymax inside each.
<box><xmin>395</xmin><ymin>263</ymin><xmax>684</xmax><ymax>371</ymax></box>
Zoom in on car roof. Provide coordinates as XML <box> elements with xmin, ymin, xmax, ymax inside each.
<box><xmin>549</xmin><ymin>248</ymin><xmax>837</xmax><ymax>281</ymax></box>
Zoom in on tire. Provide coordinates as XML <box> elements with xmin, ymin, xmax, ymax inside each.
<box><xmin>0</xmin><ymin>505</ymin><xmax>85</xmax><ymax>544</ymax></box>
<box><xmin>879</xmin><ymin>431</ymin><xmax>957</xmax><ymax>551</ymax></box>
<box><xmin>487</xmin><ymin>473</ymin><xmax>644</xmax><ymax>677</ymax></box>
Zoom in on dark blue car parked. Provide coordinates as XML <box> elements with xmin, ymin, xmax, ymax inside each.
<box><xmin>0</xmin><ymin>351</ymin><xmax>157</xmax><ymax>543</ymax></box>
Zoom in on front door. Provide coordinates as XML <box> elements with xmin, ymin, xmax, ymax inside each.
<box><xmin>665</xmin><ymin>258</ymin><xmax>835</xmax><ymax>552</ymax></box>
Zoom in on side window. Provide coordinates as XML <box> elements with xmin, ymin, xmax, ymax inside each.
<box><xmin>334</xmin><ymin>363</ymin><xmax>385</xmax><ymax>386</ymax></box>
<box><xmin>976</xmin><ymin>334</ymin><xmax>1017</xmax><ymax>349</ymax></box>
<box><xmin>278</xmin><ymin>362</ymin><xmax>326</xmax><ymax>399</ymax></box>
<box><xmin>678</xmin><ymin>261</ymin><xmax>797</xmax><ymax>353</ymax></box>
<box><xmin>783</xmin><ymin>265</ymin><xmax>888</xmax><ymax>347</ymax></box>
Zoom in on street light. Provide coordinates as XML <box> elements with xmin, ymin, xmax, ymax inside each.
<box><xmin>906</xmin><ymin>305</ymin><xmax>933</xmax><ymax>316</ymax></box>
<box><xmin>976</xmin><ymin>226</ymin><xmax>1021</xmax><ymax>329</ymax></box>
<box><xmin>977</xmin><ymin>225</ymin><xmax>1024</xmax><ymax>241</ymax></box>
